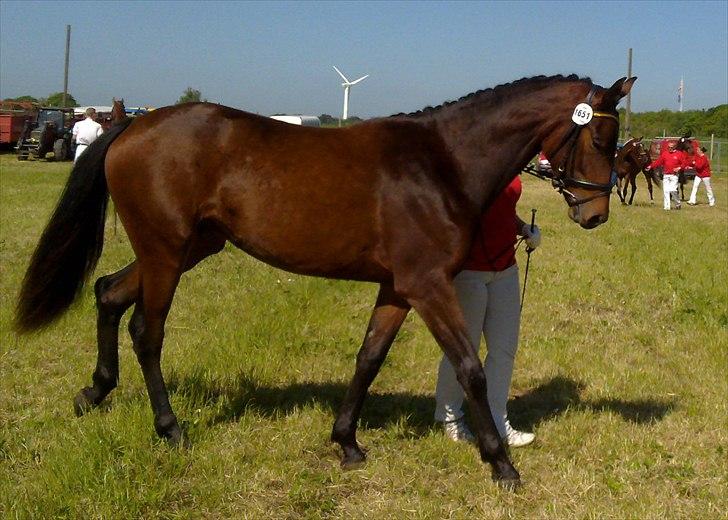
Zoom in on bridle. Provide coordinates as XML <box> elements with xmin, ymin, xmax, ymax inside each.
<box><xmin>548</xmin><ymin>87</ymin><xmax>620</xmax><ymax>207</ymax></box>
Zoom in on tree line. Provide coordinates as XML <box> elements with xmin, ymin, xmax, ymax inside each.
<box><xmin>621</xmin><ymin>105</ymin><xmax>727</xmax><ymax>139</ymax></box>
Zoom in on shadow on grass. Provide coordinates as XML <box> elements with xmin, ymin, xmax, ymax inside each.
<box><xmin>167</xmin><ymin>372</ymin><xmax>677</xmax><ymax>438</ymax></box>
<box><xmin>167</xmin><ymin>371</ymin><xmax>438</xmax><ymax>437</ymax></box>
<box><xmin>508</xmin><ymin>376</ymin><xmax>677</xmax><ymax>430</ymax></box>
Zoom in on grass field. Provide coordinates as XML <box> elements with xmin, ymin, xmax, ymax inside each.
<box><xmin>1</xmin><ymin>154</ymin><xmax>726</xmax><ymax>519</ymax></box>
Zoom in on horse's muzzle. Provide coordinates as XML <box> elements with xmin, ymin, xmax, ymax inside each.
<box><xmin>569</xmin><ymin>206</ymin><xmax>608</xmax><ymax>229</ymax></box>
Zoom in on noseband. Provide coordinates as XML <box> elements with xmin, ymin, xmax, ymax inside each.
<box><xmin>549</xmin><ymin>87</ymin><xmax>619</xmax><ymax>207</ymax></box>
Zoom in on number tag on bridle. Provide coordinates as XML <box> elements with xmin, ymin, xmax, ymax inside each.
<box><xmin>571</xmin><ymin>103</ymin><xmax>594</xmax><ymax>125</ymax></box>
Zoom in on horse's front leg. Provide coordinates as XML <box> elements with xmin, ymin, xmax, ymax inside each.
<box><xmin>332</xmin><ymin>284</ymin><xmax>410</xmax><ymax>468</ymax></box>
<box><xmin>628</xmin><ymin>173</ymin><xmax>638</xmax><ymax>205</ymax></box>
<box><xmin>408</xmin><ymin>273</ymin><xmax>520</xmax><ymax>489</ymax></box>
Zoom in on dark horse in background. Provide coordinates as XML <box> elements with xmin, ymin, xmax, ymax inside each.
<box><xmin>615</xmin><ymin>137</ymin><xmax>653</xmax><ymax>205</ymax></box>
<box><xmin>16</xmin><ymin>74</ymin><xmax>635</xmax><ymax>489</ymax></box>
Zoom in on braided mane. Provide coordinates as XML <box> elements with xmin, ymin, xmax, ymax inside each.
<box><xmin>391</xmin><ymin>74</ymin><xmax>593</xmax><ymax>118</ymax></box>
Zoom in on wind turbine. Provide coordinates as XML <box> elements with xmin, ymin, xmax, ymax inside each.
<box><xmin>333</xmin><ymin>66</ymin><xmax>369</xmax><ymax>122</ymax></box>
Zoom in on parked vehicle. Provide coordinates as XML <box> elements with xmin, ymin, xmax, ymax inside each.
<box><xmin>0</xmin><ymin>101</ymin><xmax>38</xmax><ymax>148</ymax></box>
<box><xmin>15</xmin><ymin>107</ymin><xmax>75</xmax><ymax>161</ymax></box>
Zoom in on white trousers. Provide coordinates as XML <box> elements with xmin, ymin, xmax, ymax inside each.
<box><xmin>662</xmin><ymin>174</ymin><xmax>680</xmax><ymax>210</ymax></box>
<box><xmin>434</xmin><ymin>266</ymin><xmax>520</xmax><ymax>438</ymax></box>
<box><xmin>74</xmin><ymin>144</ymin><xmax>89</xmax><ymax>163</ymax></box>
<box><xmin>688</xmin><ymin>176</ymin><xmax>715</xmax><ymax>206</ymax></box>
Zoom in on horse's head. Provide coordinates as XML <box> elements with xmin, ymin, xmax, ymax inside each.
<box><xmin>111</xmin><ymin>98</ymin><xmax>127</xmax><ymax>124</ymax></box>
<box><xmin>543</xmin><ymin>77</ymin><xmax>636</xmax><ymax>229</ymax></box>
<box><xmin>631</xmin><ymin>138</ymin><xmax>651</xmax><ymax>170</ymax></box>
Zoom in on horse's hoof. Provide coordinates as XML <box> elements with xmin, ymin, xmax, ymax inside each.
<box><xmin>155</xmin><ymin>414</ymin><xmax>187</xmax><ymax>447</ymax></box>
<box><xmin>73</xmin><ymin>388</ymin><xmax>95</xmax><ymax>417</ymax></box>
<box><xmin>492</xmin><ymin>463</ymin><xmax>521</xmax><ymax>491</ymax></box>
<box><xmin>496</xmin><ymin>477</ymin><xmax>522</xmax><ymax>492</ymax></box>
<box><xmin>340</xmin><ymin>447</ymin><xmax>366</xmax><ymax>470</ymax></box>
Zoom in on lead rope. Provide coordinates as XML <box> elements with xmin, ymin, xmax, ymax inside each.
<box><xmin>520</xmin><ymin>208</ymin><xmax>537</xmax><ymax>314</ymax></box>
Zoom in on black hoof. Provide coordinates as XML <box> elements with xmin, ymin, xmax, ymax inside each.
<box><xmin>340</xmin><ymin>446</ymin><xmax>366</xmax><ymax>470</ymax></box>
<box><xmin>492</xmin><ymin>463</ymin><xmax>521</xmax><ymax>491</ymax></box>
<box><xmin>496</xmin><ymin>477</ymin><xmax>522</xmax><ymax>492</ymax></box>
<box><xmin>73</xmin><ymin>388</ymin><xmax>97</xmax><ymax>417</ymax></box>
<box><xmin>155</xmin><ymin>415</ymin><xmax>187</xmax><ymax>447</ymax></box>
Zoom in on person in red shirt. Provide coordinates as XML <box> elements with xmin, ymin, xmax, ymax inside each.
<box><xmin>434</xmin><ymin>175</ymin><xmax>539</xmax><ymax>448</ymax></box>
<box><xmin>688</xmin><ymin>147</ymin><xmax>716</xmax><ymax>206</ymax></box>
<box><xmin>647</xmin><ymin>141</ymin><xmax>688</xmax><ymax>210</ymax></box>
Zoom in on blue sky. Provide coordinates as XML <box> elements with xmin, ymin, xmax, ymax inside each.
<box><xmin>1</xmin><ymin>1</ymin><xmax>726</xmax><ymax>117</ymax></box>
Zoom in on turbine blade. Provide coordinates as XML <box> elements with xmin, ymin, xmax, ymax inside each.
<box><xmin>349</xmin><ymin>74</ymin><xmax>369</xmax><ymax>85</ymax></box>
<box><xmin>333</xmin><ymin>66</ymin><xmax>349</xmax><ymax>83</ymax></box>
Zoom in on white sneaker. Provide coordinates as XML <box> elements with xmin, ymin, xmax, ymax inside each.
<box><xmin>442</xmin><ymin>418</ymin><xmax>475</xmax><ymax>443</ymax></box>
<box><xmin>504</xmin><ymin>421</ymin><xmax>535</xmax><ymax>448</ymax></box>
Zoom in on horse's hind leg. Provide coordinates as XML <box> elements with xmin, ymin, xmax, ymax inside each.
<box><xmin>128</xmin><ymin>251</ymin><xmax>186</xmax><ymax>442</ymax></box>
<box><xmin>616</xmin><ymin>178</ymin><xmax>626</xmax><ymax>204</ymax></box>
<box><xmin>644</xmin><ymin>171</ymin><xmax>655</xmax><ymax>202</ymax></box>
<box><xmin>131</xmin><ymin>230</ymin><xmax>226</xmax><ymax>442</ymax></box>
<box><xmin>407</xmin><ymin>274</ymin><xmax>519</xmax><ymax>488</ymax></box>
<box><xmin>331</xmin><ymin>283</ymin><xmax>410</xmax><ymax>468</ymax></box>
<box><xmin>74</xmin><ymin>262</ymin><xmax>139</xmax><ymax>416</ymax></box>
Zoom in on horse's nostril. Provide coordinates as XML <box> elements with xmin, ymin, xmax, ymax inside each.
<box><xmin>586</xmin><ymin>214</ymin><xmax>607</xmax><ymax>228</ymax></box>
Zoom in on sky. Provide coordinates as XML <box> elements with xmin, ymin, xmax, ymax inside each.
<box><xmin>1</xmin><ymin>1</ymin><xmax>726</xmax><ymax>118</ymax></box>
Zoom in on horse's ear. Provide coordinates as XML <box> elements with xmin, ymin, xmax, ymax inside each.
<box><xmin>605</xmin><ymin>77</ymin><xmax>637</xmax><ymax>104</ymax></box>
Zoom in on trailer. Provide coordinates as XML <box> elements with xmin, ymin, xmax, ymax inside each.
<box><xmin>0</xmin><ymin>101</ymin><xmax>37</xmax><ymax>147</ymax></box>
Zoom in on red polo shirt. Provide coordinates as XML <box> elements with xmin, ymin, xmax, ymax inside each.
<box><xmin>463</xmin><ymin>176</ymin><xmax>521</xmax><ymax>272</ymax></box>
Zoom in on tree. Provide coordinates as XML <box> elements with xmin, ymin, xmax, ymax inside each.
<box><xmin>12</xmin><ymin>95</ymin><xmax>38</xmax><ymax>103</ymax></box>
<box><xmin>45</xmin><ymin>92</ymin><xmax>79</xmax><ymax>107</ymax></box>
<box><xmin>319</xmin><ymin>113</ymin><xmax>338</xmax><ymax>126</ymax></box>
<box><xmin>176</xmin><ymin>87</ymin><xmax>205</xmax><ymax>104</ymax></box>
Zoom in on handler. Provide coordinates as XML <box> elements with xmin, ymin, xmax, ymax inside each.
<box><xmin>434</xmin><ymin>175</ymin><xmax>539</xmax><ymax>448</ymax></box>
<box><xmin>647</xmin><ymin>141</ymin><xmax>687</xmax><ymax>210</ymax></box>
<box><xmin>72</xmin><ymin>107</ymin><xmax>104</xmax><ymax>162</ymax></box>
<box><xmin>688</xmin><ymin>147</ymin><xmax>716</xmax><ymax>206</ymax></box>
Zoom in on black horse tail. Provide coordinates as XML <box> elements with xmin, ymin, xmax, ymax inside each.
<box><xmin>15</xmin><ymin>118</ymin><xmax>133</xmax><ymax>333</ymax></box>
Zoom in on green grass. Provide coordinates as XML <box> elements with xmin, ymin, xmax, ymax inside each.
<box><xmin>1</xmin><ymin>154</ymin><xmax>726</xmax><ymax>519</ymax></box>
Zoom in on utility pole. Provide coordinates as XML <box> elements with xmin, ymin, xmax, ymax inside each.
<box><xmin>63</xmin><ymin>25</ymin><xmax>71</xmax><ymax>107</ymax></box>
<box><xmin>624</xmin><ymin>48</ymin><xmax>632</xmax><ymax>140</ymax></box>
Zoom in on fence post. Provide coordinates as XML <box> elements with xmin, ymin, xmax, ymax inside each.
<box><xmin>710</xmin><ymin>134</ymin><xmax>714</xmax><ymax>160</ymax></box>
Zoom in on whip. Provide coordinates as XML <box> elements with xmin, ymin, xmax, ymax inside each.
<box><xmin>520</xmin><ymin>208</ymin><xmax>537</xmax><ymax>314</ymax></box>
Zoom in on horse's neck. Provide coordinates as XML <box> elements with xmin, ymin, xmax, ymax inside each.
<box><xmin>427</xmin><ymin>84</ymin><xmax>582</xmax><ymax>209</ymax></box>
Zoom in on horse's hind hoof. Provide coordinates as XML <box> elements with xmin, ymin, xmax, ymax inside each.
<box><xmin>73</xmin><ymin>388</ymin><xmax>97</xmax><ymax>417</ymax></box>
<box><xmin>340</xmin><ymin>447</ymin><xmax>366</xmax><ymax>470</ymax></box>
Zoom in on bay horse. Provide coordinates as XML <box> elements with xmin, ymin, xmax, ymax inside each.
<box><xmin>615</xmin><ymin>137</ymin><xmax>653</xmax><ymax>204</ymax></box>
<box><xmin>111</xmin><ymin>97</ymin><xmax>128</xmax><ymax>124</ymax></box>
<box><xmin>15</xmin><ymin>74</ymin><xmax>635</xmax><ymax>489</ymax></box>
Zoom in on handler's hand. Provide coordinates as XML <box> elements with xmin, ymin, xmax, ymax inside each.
<box><xmin>522</xmin><ymin>223</ymin><xmax>541</xmax><ymax>250</ymax></box>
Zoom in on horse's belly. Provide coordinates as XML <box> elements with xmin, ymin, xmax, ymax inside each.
<box><xmin>212</xmin><ymin>181</ymin><xmax>389</xmax><ymax>281</ymax></box>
